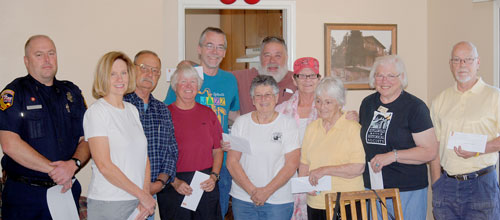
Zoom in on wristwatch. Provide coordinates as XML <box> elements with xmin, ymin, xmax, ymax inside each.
<box><xmin>71</xmin><ymin>158</ymin><xmax>81</xmax><ymax>170</ymax></box>
<box><xmin>210</xmin><ymin>172</ymin><xmax>220</xmax><ymax>181</ymax></box>
<box><xmin>156</xmin><ymin>178</ymin><xmax>167</xmax><ymax>189</ymax></box>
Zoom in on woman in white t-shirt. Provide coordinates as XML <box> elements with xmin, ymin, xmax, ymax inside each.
<box><xmin>227</xmin><ymin>75</ymin><xmax>300</xmax><ymax>220</ymax></box>
<box><xmin>83</xmin><ymin>51</ymin><xmax>155</xmax><ymax>220</ymax></box>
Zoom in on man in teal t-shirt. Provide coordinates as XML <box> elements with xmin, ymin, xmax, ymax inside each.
<box><xmin>164</xmin><ymin>27</ymin><xmax>239</xmax><ymax>219</ymax></box>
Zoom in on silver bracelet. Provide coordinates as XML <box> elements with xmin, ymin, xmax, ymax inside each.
<box><xmin>393</xmin><ymin>149</ymin><xmax>398</xmax><ymax>162</ymax></box>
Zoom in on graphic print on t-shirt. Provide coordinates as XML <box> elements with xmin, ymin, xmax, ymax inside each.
<box><xmin>271</xmin><ymin>132</ymin><xmax>283</xmax><ymax>144</ymax></box>
<box><xmin>366</xmin><ymin>111</ymin><xmax>393</xmax><ymax>145</ymax></box>
<box><xmin>198</xmin><ymin>88</ymin><xmax>227</xmax><ymax>125</ymax></box>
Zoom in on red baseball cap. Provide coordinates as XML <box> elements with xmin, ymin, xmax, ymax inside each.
<box><xmin>293</xmin><ymin>57</ymin><xmax>319</xmax><ymax>75</ymax></box>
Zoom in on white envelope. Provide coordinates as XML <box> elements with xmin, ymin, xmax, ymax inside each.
<box><xmin>291</xmin><ymin>176</ymin><xmax>331</xmax><ymax>194</ymax></box>
<box><xmin>165</xmin><ymin>68</ymin><xmax>176</xmax><ymax>82</ymax></box>
<box><xmin>447</xmin><ymin>131</ymin><xmax>488</xmax><ymax>153</ymax></box>
<box><xmin>127</xmin><ymin>208</ymin><xmax>140</xmax><ymax>220</ymax></box>
<box><xmin>181</xmin><ymin>171</ymin><xmax>209</xmax><ymax>211</ymax></box>
<box><xmin>222</xmin><ymin>133</ymin><xmax>252</xmax><ymax>154</ymax></box>
<box><xmin>47</xmin><ymin>181</ymin><xmax>79</xmax><ymax>220</ymax></box>
<box><xmin>194</xmin><ymin>66</ymin><xmax>204</xmax><ymax>80</ymax></box>
<box><xmin>368</xmin><ymin>162</ymin><xmax>384</xmax><ymax>190</ymax></box>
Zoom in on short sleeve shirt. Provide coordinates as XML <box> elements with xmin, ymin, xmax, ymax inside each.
<box><xmin>229</xmin><ymin>113</ymin><xmax>299</xmax><ymax>204</ymax></box>
<box><xmin>359</xmin><ymin>91</ymin><xmax>433</xmax><ymax>191</ymax></box>
<box><xmin>0</xmin><ymin>75</ymin><xmax>86</xmax><ymax>179</ymax></box>
<box><xmin>164</xmin><ymin>68</ymin><xmax>239</xmax><ymax>134</ymax></box>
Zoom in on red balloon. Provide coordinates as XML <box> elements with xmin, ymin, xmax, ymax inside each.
<box><xmin>244</xmin><ymin>0</ymin><xmax>260</xmax><ymax>4</ymax></box>
<box><xmin>221</xmin><ymin>0</ymin><xmax>236</xmax><ymax>4</ymax></box>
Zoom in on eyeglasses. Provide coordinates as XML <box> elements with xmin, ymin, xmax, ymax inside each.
<box><xmin>295</xmin><ymin>74</ymin><xmax>320</xmax><ymax>80</ymax></box>
<box><xmin>375</xmin><ymin>73</ymin><xmax>401</xmax><ymax>80</ymax></box>
<box><xmin>450</xmin><ymin>57</ymin><xmax>477</xmax><ymax>65</ymax></box>
<box><xmin>136</xmin><ymin>63</ymin><xmax>161</xmax><ymax>76</ymax></box>
<box><xmin>253</xmin><ymin>93</ymin><xmax>275</xmax><ymax>100</ymax></box>
<box><xmin>202</xmin><ymin>43</ymin><xmax>226</xmax><ymax>51</ymax></box>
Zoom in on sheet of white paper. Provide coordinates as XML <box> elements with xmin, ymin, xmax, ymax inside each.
<box><xmin>181</xmin><ymin>171</ymin><xmax>209</xmax><ymax>211</ymax></box>
<box><xmin>127</xmin><ymin>208</ymin><xmax>140</xmax><ymax>220</ymax></box>
<box><xmin>47</xmin><ymin>182</ymin><xmax>79</xmax><ymax>220</ymax></box>
<box><xmin>447</xmin><ymin>131</ymin><xmax>488</xmax><ymax>153</ymax></box>
<box><xmin>165</xmin><ymin>68</ymin><xmax>176</xmax><ymax>82</ymax></box>
<box><xmin>222</xmin><ymin>133</ymin><xmax>252</xmax><ymax>154</ymax></box>
<box><xmin>291</xmin><ymin>176</ymin><xmax>331</xmax><ymax>194</ymax></box>
<box><xmin>368</xmin><ymin>162</ymin><xmax>384</xmax><ymax>190</ymax></box>
<box><xmin>194</xmin><ymin>66</ymin><xmax>204</xmax><ymax>80</ymax></box>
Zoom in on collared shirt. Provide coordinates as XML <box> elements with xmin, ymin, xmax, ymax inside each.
<box><xmin>124</xmin><ymin>92</ymin><xmax>178</xmax><ymax>182</ymax></box>
<box><xmin>275</xmin><ymin>91</ymin><xmax>318</xmax><ymax>126</ymax></box>
<box><xmin>301</xmin><ymin>113</ymin><xmax>365</xmax><ymax>209</ymax></box>
<box><xmin>0</xmin><ymin>74</ymin><xmax>86</xmax><ymax>179</ymax></box>
<box><xmin>431</xmin><ymin>78</ymin><xmax>500</xmax><ymax>175</ymax></box>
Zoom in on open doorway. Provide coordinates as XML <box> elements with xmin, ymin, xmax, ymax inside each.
<box><xmin>178</xmin><ymin>0</ymin><xmax>296</xmax><ymax>71</ymax></box>
<box><xmin>185</xmin><ymin>9</ymin><xmax>283</xmax><ymax>71</ymax></box>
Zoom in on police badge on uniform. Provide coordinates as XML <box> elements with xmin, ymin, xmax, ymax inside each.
<box><xmin>66</xmin><ymin>92</ymin><xmax>73</xmax><ymax>103</ymax></box>
<box><xmin>0</xmin><ymin>89</ymin><xmax>15</xmax><ymax>111</ymax></box>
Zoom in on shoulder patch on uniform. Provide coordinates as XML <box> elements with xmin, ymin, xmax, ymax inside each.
<box><xmin>0</xmin><ymin>89</ymin><xmax>15</xmax><ymax>111</ymax></box>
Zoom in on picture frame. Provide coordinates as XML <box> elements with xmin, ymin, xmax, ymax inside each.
<box><xmin>325</xmin><ymin>23</ymin><xmax>397</xmax><ymax>90</ymax></box>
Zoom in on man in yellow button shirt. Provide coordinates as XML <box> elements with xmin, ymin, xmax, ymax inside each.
<box><xmin>430</xmin><ymin>41</ymin><xmax>500</xmax><ymax>220</ymax></box>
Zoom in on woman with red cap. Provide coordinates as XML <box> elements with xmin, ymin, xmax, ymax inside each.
<box><xmin>275</xmin><ymin>57</ymin><xmax>321</xmax><ymax>220</ymax></box>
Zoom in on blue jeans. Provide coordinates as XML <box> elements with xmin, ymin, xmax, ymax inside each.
<box><xmin>232</xmin><ymin>197</ymin><xmax>293</xmax><ymax>220</ymax></box>
<box><xmin>432</xmin><ymin>168</ymin><xmax>500</xmax><ymax>220</ymax></box>
<box><xmin>219</xmin><ymin>165</ymin><xmax>232</xmax><ymax>219</ymax></box>
<box><xmin>370</xmin><ymin>187</ymin><xmax>427</xmax><ymax>220</ymax></box>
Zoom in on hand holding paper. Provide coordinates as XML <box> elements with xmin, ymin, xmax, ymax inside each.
<box><xmin>447</xmin><ymin>131</ymin><xmax>487</xmax><ymax>153</ymax></box>
<box><xmin>291</xmin><ymin>176</ymin><xmax>332</xmax><ymax>194</ymax></box>
<box><xmin>368</xmin><ymin>162</ymin><xmax>384</xmax><ymax>190</ymax></box>
<box><xmin>47</xmin><ymin>183</ymin><xmax>79</xmax><ymax>220</ymax></box>
<box><xmin>181</xmin><ymin>171</ymin><xmax>209</xmax><ymax>211</ymax></box>
<box><xmin>222</xmin><ymin>133</ymin><xmax>252</xmax><ymax>154</ymax></box>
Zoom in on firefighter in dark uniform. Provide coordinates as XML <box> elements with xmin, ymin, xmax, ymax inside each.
<box><xmin>0</xmin><ymin>35</ymin><xmax>90</xmax><ymax>219</ymax></box>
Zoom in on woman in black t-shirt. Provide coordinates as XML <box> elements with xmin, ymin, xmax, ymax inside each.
<box><xmin>359</xmin><ymin>55</ymin><xmax>438</xmax><ymax>220</ymax></box>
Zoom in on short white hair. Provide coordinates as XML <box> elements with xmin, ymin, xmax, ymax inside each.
<box><xmin>170</xmin><ymin>64</ymin><xmax>203</xmax><ymax>92</ymax></box>
<box><xmin>369</xmin><ymin>55</ymin><xmax>408</xmax><ymax>89</ymax></box>
<box><xmin>315</xmin><ymin>76</ymin><xmax>346</xmax><ymax>107</ymax></box>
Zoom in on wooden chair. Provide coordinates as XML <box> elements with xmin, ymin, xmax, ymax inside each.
<box><xmin>325</xmin><ymin>188</ymin><xmax>403</xmax><ymax>220</ymax></box>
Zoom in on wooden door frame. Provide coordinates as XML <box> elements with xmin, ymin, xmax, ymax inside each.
<box><xmin>177</xmin><ymin>0</ymin><xmax>296</xmax><ymax>69</ymax></box>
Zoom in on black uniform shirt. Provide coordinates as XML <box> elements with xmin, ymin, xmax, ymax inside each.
<box><xmin>0</xmin><ymin>74</ymin><xmax>86</xmax><ymax>179</ymax></box>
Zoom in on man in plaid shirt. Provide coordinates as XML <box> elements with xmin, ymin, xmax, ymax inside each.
<box><xmin>124</xmin><ymin>50</ymin><xmax>178</xmax><ymax>219</ymax></box>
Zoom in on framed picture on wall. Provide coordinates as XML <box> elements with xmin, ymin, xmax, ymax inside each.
<box><xmin>325</xmin><ymin>23</ymin><xmax>397</xmax><ymax>90</ymax></box>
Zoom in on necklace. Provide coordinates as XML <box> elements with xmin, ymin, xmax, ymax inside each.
<box><xmin>256</xmin><ymin>111</ymin><xmax>277</xmax><ymax>124</ymax></box>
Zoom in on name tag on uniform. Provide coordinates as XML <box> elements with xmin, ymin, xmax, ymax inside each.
<box><xmin>27</xmin><ymin>104</ymin><xmax>42</xmax><ymax>110</ymax></box>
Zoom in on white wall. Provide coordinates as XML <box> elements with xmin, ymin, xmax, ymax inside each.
<box><xmin>427</xmin><ymin>0</ymin><xmax>495</xmax><ymax>101</ymax></box>
<box><xmin>0</xmin><ymin>1</ymin><xmax>496</xmax><ymax>219</ymax></box>
<box><xmin>185</xmin><ymin>9</ymin><xmax>221</xmax><ymax>62</ymax></box>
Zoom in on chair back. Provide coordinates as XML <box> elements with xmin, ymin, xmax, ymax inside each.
<box><xmin>325</xmin><ymin>188</ymin><xmax>403</xmax><ymax>220</ymax></box>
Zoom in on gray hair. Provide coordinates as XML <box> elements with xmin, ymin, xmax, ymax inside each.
<box><xmin>260</xmin><ymin>36</ymin><xmax>288</xmax><ymax>54</ymax></box>
<box><xmin>451</xmin><ymin>41</ymin><xmax>479</xmax><ymax>58</ymax></box>
<box><xmin>250</xmin><ymin>75</ymin><xmax>280</xmax><ymax>97</ymax></box>
<box><xmin>199</xmin><ymin>27</ymin><xmax>227</xmax><ymax>49</ymax></box>
<box><xmin>134</xmin><ymin>50</ymin><xmax>161</xmax><ymax>66</ymax></box>
<box><xmin>368</xmin><ymin>55</ymin><xmax>408</xmax><ymax>89</ymax></box>
<box><xmin>170</xmin><ymin>63</ymin><xmax>203</xmax><ymax>92</ymax></box>
<box><xmin>315</xmin><ymin>76</ymin><xmax>346</xmax><ymax>107</ymax></box>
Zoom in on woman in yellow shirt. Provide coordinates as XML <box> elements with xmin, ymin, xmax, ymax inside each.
<box><xmin>298</xmin><ymin>76</ymin><xmax>365</xmax><ymax>220</ymax></box>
